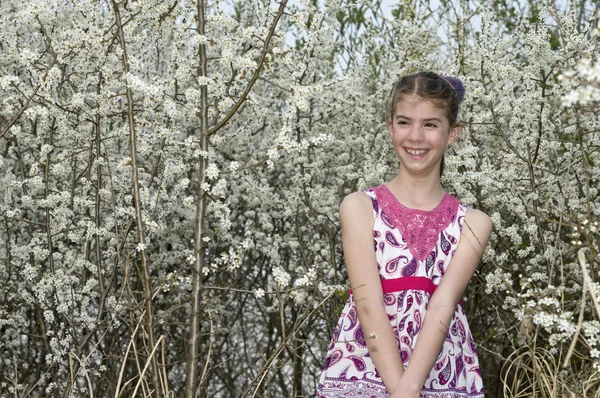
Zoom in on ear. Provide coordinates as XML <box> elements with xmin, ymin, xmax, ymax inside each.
<box><xmin>387</xmin><ymin>118</ymin><xmax>393</xmax><ymax>138</ymax></box>
<box><xmin>448</xmin><ymin>124</ymin><xmax>461</xmax><ymax>146</ymax></box>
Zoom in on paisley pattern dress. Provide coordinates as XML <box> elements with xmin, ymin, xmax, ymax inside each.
<box><xmin>316</xmin><ymin>184</ymin><xmax>484</xmax><ymax>398</ymax></box>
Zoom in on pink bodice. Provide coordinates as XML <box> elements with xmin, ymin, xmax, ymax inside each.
<box><xmin>375</xmin><ymin>184</ymin><xmax>460</xmax><ymax>261</ymax></box>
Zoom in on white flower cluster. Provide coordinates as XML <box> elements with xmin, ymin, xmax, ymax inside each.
<box><xmin>292</xmin><ymin>78</ymin><xmax>344</xmax><ymax>112</ymax></box>
<box><xmin>294</xmin><ymin>267</ymin><xmax>317</xmax><ymax>287</ymax></box>
<box><xmin>210</xmin><ymin>178</ymin><xmax>227</xmax><ymax>198</ymax></box>
<box><xmin>290</xmin><ymin>289</ymin><xmax>308</xmax><ymax>305</ymax></box>
<box><xmin>266</xmin><ymin>113</ymin><xmax>335</xmax><ymax>170</ymax></box>
<box><xmin>309</xmin><ymin>133</ymin><xmax>335</xmax><ymax>146</ymax></box>
<box><xmin>228</xmin><ymin>161</ymin><xmax>240</xmax><ymax>173</ymax></box>
<box><xmin>207</xmin><ymin>245</ymin><xmax>244</xmax><ymax>274</ymax></box>
<box><xmin>0</xmin><ymin>74</ymin><xmax>19</xmax><ymax>89</ymax></box>
<box><xmin>559</xmin><ymin>12</ymin><xmax>600</xmax><ymax>108</ymax></box>
<box><xmin>124</xmin><ymin>72</ymin><xmax>163</xmax><ymax>99</ymax></box>
<box><xmin>484</xmin><ymin>268</ymin><xmax>511</xmax><ymax>294</ymax></box>
<box><xmin>560</xmin><ymin>65</ymin><xmax>600</xmax><ymax>106</ymax></box>
<box><xmin>584</xmin><ymin>322</ymin><xmax>600</xmax><ymax>373</ymax></box>
<box><xmin>206</xmin><ymin>163</ymin><xmax>219</xmax><ymax>180</ymax></box>
<box><xmin>217</xmin><ymin>97</ymin><xmax>235</xmax><ymax>112</ymax></box>
<box><xmin>584</xmin><ymin>321</ymin><xmax>600</xmax><ymax>346</ymax></box>
<box><xmin>272</xmin><ymin>266</ymin><xmax>291</xmax><ymax>288</ymax></box>
<box><xmin>207</xmin><ymin>200</ymin><xmax>231</xmax><ymax>232</ymax></box>
<box><xmin>161</xmin><ymin>270</ymin><xmax>192</xmax><ymax>292</ymax></box>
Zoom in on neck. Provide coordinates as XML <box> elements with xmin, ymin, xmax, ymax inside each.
<box><xmin>387</xmin><ymin>168</ymin><xmax>446</xmax><ymax>208</ymax></box>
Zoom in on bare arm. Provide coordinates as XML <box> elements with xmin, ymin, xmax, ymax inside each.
<box><xmin>391</xmin><ymin>208</ymin><xmax>493</xmax><ymax>397</ymax></box>
<box><xmin>340</xmin><ymin>192</ymin><xmax>405</xmax><ymax>392</ymax></box>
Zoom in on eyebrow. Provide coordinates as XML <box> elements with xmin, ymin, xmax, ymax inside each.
<box><xmin>395</xmin><ymin>114</ymin><xmax>443</xmax><ymax>123</ymax></box>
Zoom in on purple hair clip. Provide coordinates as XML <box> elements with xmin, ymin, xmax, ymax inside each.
<box><xmin>440</xmin><ymin>75</ymin><xmax>456</xmax><ymax>91</ymax></box>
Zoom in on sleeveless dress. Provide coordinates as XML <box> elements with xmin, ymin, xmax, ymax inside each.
<box><xmin>316</xmin><ymin>184</ymin><xmax>484</xmax><ymax>398</ymax></box>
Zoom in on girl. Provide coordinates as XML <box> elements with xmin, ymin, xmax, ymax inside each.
<box><xmin>316</xmin><ymin>72</ymin><xmax>492</xmax><ymax>398</ymax></box>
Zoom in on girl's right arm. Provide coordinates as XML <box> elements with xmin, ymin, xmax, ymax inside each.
<box><xmin>339</xmin><ymin>192</ymin><xmax>404</xmax><ymax>393</ymax></box>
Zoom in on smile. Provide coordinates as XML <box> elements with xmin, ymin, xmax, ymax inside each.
<box><xmin>405</xmin><ymin>148</ymin><xmax>429</xmax><ymax>155</ymax></box>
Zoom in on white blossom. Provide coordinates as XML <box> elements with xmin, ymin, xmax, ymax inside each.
<box><xmin>206</xmin><ymin>163</ymin><xmax>219</xmax><ymax>180</ymax></box>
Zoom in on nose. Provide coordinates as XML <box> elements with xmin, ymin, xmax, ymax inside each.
<box><xmin>407</xmin><ymin>124</ymin><xmax>425</xmax><ymax>142</ymax></box>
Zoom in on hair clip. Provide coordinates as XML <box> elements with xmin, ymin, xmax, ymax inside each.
<box><xmin>440</xmin><ymin>76</ymin><xmax>456</xmax><ymax>91</ymax></box>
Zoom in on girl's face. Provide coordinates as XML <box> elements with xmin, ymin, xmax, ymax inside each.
<box><xmin>388</xmin><ymin>94</ymin><xmax>460</xmax><ymax>177</ymax></box>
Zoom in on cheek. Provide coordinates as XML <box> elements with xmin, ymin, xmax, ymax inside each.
<box><xmin>429</xmin><ymin>131</ymin><xmax>448</xmax><ymax>145</ymax></box>
<box><xmin>391</xmin><ymin>131</ymin><xmax>404</xmax><ymax>146</ymax></box>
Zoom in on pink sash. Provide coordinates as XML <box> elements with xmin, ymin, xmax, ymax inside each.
<box><xmin>349</xmin><ymin>276</ymin><xmax>462</xmax><ymax>305</ymax></box>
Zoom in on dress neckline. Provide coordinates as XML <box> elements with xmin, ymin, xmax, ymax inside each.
<box><xmin>375</xmin><ymin>184</ymin><xmax>461</xmax><ymax>261</ymax></box>
<box><xmin>380</xmin><ymin>184</ymin><xmax>451</xmax><ymax>214</ymax></box>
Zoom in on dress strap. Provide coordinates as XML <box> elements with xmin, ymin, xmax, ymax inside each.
<box><xmin>349</xmin><ymin>276</ymin><xmax>462</xmax><ymax>305</ymax></box>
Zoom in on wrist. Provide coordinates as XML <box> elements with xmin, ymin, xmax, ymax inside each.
<box><xmin>405</xmin><ymin>381</ymin><xmax>422</xmax><ymax>394</ymax></box>
<box><xmin>393</xmin><ymin>377</ymin><xmax>422</xmax><ymax>394</ymax></box>
<box><xmin>409</xmin><ymin>382</ymin><xmax>422</xmax><ymax>394</ymax></box>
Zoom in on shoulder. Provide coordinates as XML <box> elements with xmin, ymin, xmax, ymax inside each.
<box><xmin>463</xmin><ymin>208</ymin><xmax>493</xmax><ymax>241</ymax></box>
<box><xmin>340</xmin><ymin>190</ymin><xmax>372</xmax><ymax>208</ymax></box>
<box><xmin>339</xmin><ymin>191</ymin><xmax>373</xmax><ymax>224</ymax></box>
<box><xmin>465</xmin><ymin>208</ymin><xmax>492</xmax><ymax>229</ymax></box>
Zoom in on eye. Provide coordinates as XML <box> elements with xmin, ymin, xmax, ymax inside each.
<box><xmin>425</xmin><ymin>123</ymin><xmax>438</xmax><ymax>128</ymax></box>
<box><xmin>397</xmin><ymin>120</ymin><xmax>409</xmax><ymax>125</ymax></box>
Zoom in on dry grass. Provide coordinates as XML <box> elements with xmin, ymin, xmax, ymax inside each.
<box><xmin>499</xmin><ymin>248</ymin><xmax>600</xmax><ymax>398</ymax></box>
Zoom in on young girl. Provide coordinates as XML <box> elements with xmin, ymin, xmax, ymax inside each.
<box><xmin>316</xmin><ymin>72</ymin><xmax>492</xmax><ymax>398</ymax></box>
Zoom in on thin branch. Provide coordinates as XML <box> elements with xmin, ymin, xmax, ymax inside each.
<box><xmin>111</xmin><ymin>1</ymin><xmax>161</xmax><ymax>395</ymax></box>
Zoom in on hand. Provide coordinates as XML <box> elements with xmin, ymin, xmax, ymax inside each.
<box><xmin>390</xmin><ymin>390</ymin><xmax>420</xmax><ymax>398</ymax></box>
<box><xmin>389</xmin><ymin>378</ymin><xmax>421</xmax><ymax>398</ymax></box>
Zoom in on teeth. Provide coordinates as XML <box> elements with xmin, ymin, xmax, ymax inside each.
<box><xmin>406</xmin><ymin>148</ymin><xmax>428</xmax><ymax>155</ymax></box>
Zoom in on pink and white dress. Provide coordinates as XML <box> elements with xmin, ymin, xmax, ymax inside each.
<box><xmin>316</xmin><ymin>184</ymin><xmax>484</xmax><ymax>398</ymax></box>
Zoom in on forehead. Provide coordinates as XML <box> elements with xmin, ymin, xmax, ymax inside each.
<box><xmin>393</xmin><ymin>95</ymin><xmax>448</xmax><ymax>120</ymax></box>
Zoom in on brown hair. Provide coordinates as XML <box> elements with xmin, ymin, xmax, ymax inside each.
<box><xmin>390</xmin><ymin>71</ymin><xmax>465</xmax><ymax>126</ymax></box>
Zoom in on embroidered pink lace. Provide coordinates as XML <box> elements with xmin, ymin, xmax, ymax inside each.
<box><xmin>376</xmin><ymin>184</ymin><xmax>460</xmax><ymax>261</ymax></box>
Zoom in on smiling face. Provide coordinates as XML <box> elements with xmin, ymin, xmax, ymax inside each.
<box><xmin>388</xmin><ymin>94</ymin><xmax>460</xmax><ymax>177</ymax></box>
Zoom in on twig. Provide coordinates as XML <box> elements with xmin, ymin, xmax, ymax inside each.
<box><xmin>115</xmin><ymin>309</ymin><xmax>146</xmax><ymax>398</ymax></box>
<box><xmin>0</xmin><ymin>213</ymin><xmax>46</xmax><ymax>227</ymax></box>
<box><xmin>69</xmin><ymin>352</ymin><xmax>94</xmax><ymax>398</ymax></box>
<box><xmin>198</xmin><ymin>292</ymin><xmax>214</xmax><ymax>391</ymax></box>
<box><xmin>578</xmin><ymin>249</ymin><xmax>600</xmax><ymax>316</ymax></box>
<box><xmin>563</xmin><ymin>274</ymin><xmax>586</xmax><ymax>369</ymax></box>
<box><xmin>130</xmin><ymin>335</ymin><xmax>166</xmax><ymax>398</ymax></box>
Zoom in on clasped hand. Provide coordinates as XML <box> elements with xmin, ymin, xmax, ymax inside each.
<box><xmin>389</xmin><ymin>378</ymin><xmax>421</xmax><ymax>398</ymax></box>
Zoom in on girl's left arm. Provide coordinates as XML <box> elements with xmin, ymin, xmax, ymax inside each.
<box><xmin>391</xmin><ymin>208</ymin><xmax>493</xmax><ymax>397</ymax></box>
